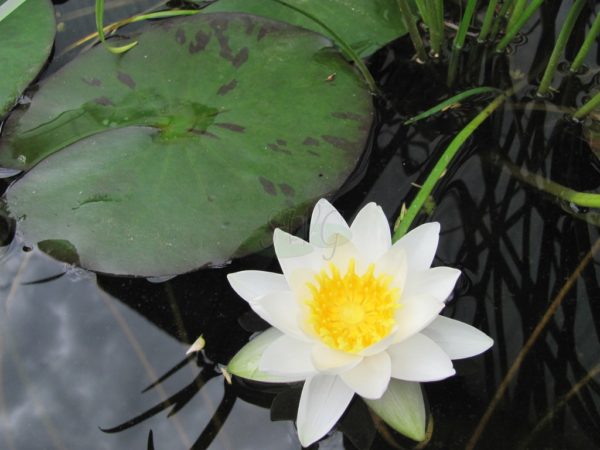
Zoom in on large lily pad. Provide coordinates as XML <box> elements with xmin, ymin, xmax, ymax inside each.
<box><xmin>0</xmin><ymin>0</ymin><xmax>55</xmax><ymax>116</ymax></box>
<box><xmin>202</xmin><ymin>0</ymin><xmax>407</xmax><ymax>58</ymax></box>
<box><xmin>2</xmin><ymin>13</ymin><xmax>373</xmax><ymax>276</ymax></box>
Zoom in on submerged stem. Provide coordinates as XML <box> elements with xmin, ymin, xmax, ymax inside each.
<box><xmin>537</xmin><ymin>0</ymin><xmax>587</xmax><ymax>95</ymax></box>
<box><xmin>397</xmin><ymin>0</ymin><xmax>428</xmax><ymax>62</ymax></box>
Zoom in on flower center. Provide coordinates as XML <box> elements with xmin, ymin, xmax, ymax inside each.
<box><xmin>306</xmin><ymin>259</ymin><xmax>399</xmax><ymax>354</ymax></box>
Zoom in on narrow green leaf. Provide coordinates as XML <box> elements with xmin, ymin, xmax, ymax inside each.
<box><xmin>364</xmin><ymin>379</ymin><xmax>427</xmax><ymax>441</ymax></box>
<box><xmin>404</xmin><ymin>87</ymin><xmax>502</xmax><ymax>125</ymax></box>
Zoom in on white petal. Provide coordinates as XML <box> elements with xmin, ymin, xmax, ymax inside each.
<box><xmin>227</xmin><ymin>270</ymin><xmax>288</xmax><ymax>303</ymax></box>
<box><xmin>350</xmin><ymin>202</ymin><xmax>392</xmax><ymax>262</ymax></box>
<box><xmin>388</xmin><ymin>333</ymin><xmax>455</xmax><ymax>382</ymax></box>
<box><xmin>309</xmin><ymin>199</ymin><xmax>351</xmax><ymax>248</ymax></box>
<box><xmin>255</xmin><ymin>291</ymin><xmax>309</xmax><ymax>341</ymax></box>
<box><xmin>385</xmin><ymin>222</ymin><xmax>440</xmax><ymax>275</ymax></box>
<box><xmin>297</xmin><ymin>374</ymin><xmax>354</xmax><ymax>447</ymax></box>
<box><xmin>260</xmin><ymin>335</ymin><xmax>317</xmax><ymax>380</ymax></box>
<box><xmin>311</xmin><ymin>344</ymin><xmax>362</xmax><ymax>373</ymax></box>
<box><xmin>340</xmin><ymin>352</ymin><xmax>391</xmax><ymax>399</ymax></box>
<box><xmin>421</xmin><ymin>315</ymin><xmax>493</xmax><ymax>360</ymax></box>
<box><xmin>375</xmin><ymin>244</ymin><xmax>407</xmax><ymax>291</ymax></box>
<box><xmin>273</xmin><ymin>229</ymin><xmax>325</xmax><ymax>282</ymax></box>
<box><xmin>393</xmin><ymin>294</ymin><xmax>445</xmax><ymax>343</ymax></box>
<box><xmin>403</xmin><ymin>267</ymin><xmax>461</xmax><ymax>303</ymax></box>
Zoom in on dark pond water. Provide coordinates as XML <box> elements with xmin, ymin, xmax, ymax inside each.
<box><xmin>1</xmin><ymin>1</ymin><xmax>600</xmax><ymax>449</ymax></box>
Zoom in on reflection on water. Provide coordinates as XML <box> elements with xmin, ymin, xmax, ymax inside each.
<box><xmin>0</xmin><ymin>248</ymin><xmax>297</xmax><ymax>450</ymax></box>
<box><xmin>1</xmin><ymin>1</ymin><xmax>600</xmax><ymax>449</ymax></box>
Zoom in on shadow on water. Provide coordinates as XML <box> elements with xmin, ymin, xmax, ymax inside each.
<box><xmin>1</xmin><ymin>1</ymin><xmax>600</xmax><ymax>449</ymax></box>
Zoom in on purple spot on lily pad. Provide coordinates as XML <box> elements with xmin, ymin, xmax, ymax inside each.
<box><xmin>233</xmin><ymin>48</ymin><xmax>249</xmax><ymax>68</ymax></box>
<box><xmin>331</xmin><ymin>112</ymin><xmax>364</xmax><ymax>122</ymax></box>
<box><xmin>279</xmin><ymin>183</ymin><xmax>295</xmax><ymax>197</ymax></box>
<box><xmin>82</xmin><ymin>77</ymin><xmax>101</xmax><ymax>87</ymax></box>
<box><xmin>117</xmin><ymin>72</ymin><xmax>136</xmax><ymax>90</ymax></box>
<box><xmin>322</xmin><ymin>135</ymin><xmax>355</xmax><ymax>152</ymax></box>
<box><xmin>303</xmin><ymin>137</ymin><xmax>319</xmax><ymax>146</ymax></box>
<box><xmin>217</xmin><ymin>79</ymin><xmax>237</xmax><ymax>96</ymax></box>
<box><xmin>175</xmin><ymin>29</ymin><xmax>186</xmax><ymax>45</ymax></box>
<box><xmin>214</xmin><ymin>123</ymin><xmax>245</xmax><ymax>133</ymax></box>
<box><xmin>189</xmin><ymin>30</ymin><xmax>211</xmax><ymax>54</ymax></box>
<box><xmin>94</xmin><ymin>97</ymin><xmax>114</xmax><ymax>106</ymax></box>
<box><xmin>189</xmin><ymin>129</ymin><xmax>219</xmax><ymax>139</ymax></box>
<box><xmin>268</xmin><ymin>144</ymin><xmax>291</xmax><ymax>155</ymax></box>
<box><xmin>259</xmin><ymin>176</ymin><xmax>276</xmax><ymax>196</ymax></box>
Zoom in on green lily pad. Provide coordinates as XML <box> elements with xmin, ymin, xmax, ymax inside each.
<box><xmin>0</xmin><ymin>0</ymin><xmax>55</xmax><ymax>117</ymax></box>
<box><xmin>202</xmin><ymin>0</ymin><xmax>407</xmax><ymax>58</ymax></box>
<box><xmin>2</xmin><ymin>13</ymin><xmax>373</xmax><ymax>276</ymax></box>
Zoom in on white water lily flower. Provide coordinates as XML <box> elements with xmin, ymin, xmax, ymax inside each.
<box><xmin>227</xmin><ymin>199</ymin><xmax>493</xmax><ymax>446</ymax></box>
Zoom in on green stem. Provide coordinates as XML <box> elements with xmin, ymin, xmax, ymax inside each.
<box><xmin>503</xmin><ymin>158</ymin><xmax>600</xmax><ymax>208</ymax></box>
<box><xmin>570</xmin><ymin>12</ymin><xmax>600</xmax><ymax>72</ymax></box>
<box><xmin>495</xmin><ymin>0</ymin><xmax>544</xmax><ymax>53</ymax></box>
<box><xmin>431</xmin><ymin>0</ymin><xmax>445</xmax><ymax>54</ymax></box>
<box><xmin>417</xmin><ymin>0</ymin><xmax>444</xmax><ymax>55</ymax></box>
<box><xmin>95</xmin><ymin>0</ymin><xmax>139</xmax><ymax>54</ymax></box>
<box><xmin>453</xmin><ymin>0</ymin><xmax>478</xmax><ymax>49</ymax></box>
<box><xmin>393</xmin><ymin>89</ymin><xmax>514</xmax><ymax>240</ymax></box>
<box><xmin>489</xmin><ymin>0</ymin><xmax>515</xmax><ymax>42</ymax></box>
<box><xmin>477</xmin><ymin>0</ymin><xmax>498</xmax><ymax>42</ymax></box>
<box><xmin>272</xmin><ymin>0</ymin><xmax>377</xmax><ymax>92</ymax></box>
<box><xmin>397</xmin><ymin>0</ymin><xmax>428</xmax><ymax>61</ymax></box>
<box><xmin>506</xmin><ymin>0</ymin><xmax>527</xmax><ymax>30</ymax></box>
<box><xmin>573</xmin><ymin>91</ymin><xmax>600</xmax><ymax>119</ymax></box>
<box><xmin>404</xmin><ymin>87</ymin><xmax>502</xmax><ymax>124</ymax></box>
<box><xmin>538</xmin><ymin>0</ymin><xmax>586</xmax><ymax>95</ymax></box>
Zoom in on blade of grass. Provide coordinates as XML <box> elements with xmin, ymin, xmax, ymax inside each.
<box><xmin>397</xmin><ymin>0</ymin><xmax>428</xmax><ymax>62</ymax></box>
<box><xmin>537</xmin><ymin>0</ymin><xmax>587</xmax><ymax>95</ymax></box>
<box><xmin>453</xmin><ymin>0</ymin><xmax>478</xmax><ymax>50</ymax></box>
<box><xmin>404</xmin><ymin>86</ymin><xmax>502</xmax><ymax>125</ymax></box>
<box><xmin>571</xmin><ymin>12</ymin><xmax>600</xmax><ymax>72</ymax></box>
<box><xmin>62</xmin><ymin>9</ymin><xmax>199</xmax><ymax>55</ymax></box>
<box><xmin>496</xmin><ymin>0</ymin><xmax>544</xmax><ymax>53</ymax></box>
<box><xmin>271</xmin><ymin>0</ymin><xmax>377</xmax><ymax>92</ymax></box>
<box><xmin>502</xmin><ymin>158</ymin><xmax>600</xmax><ymax>208</ymax></box>
<box><xmin>489</xmin><ymin>0</ymin><xmax>515</xmax><ymax>42</ymax></box>
<box><xmin>573</xmin><ymin>91</ymin><xmax>600</xmax><ymax>120</ymax></box>
<box><xmin>95</xmin><ymin>0</ymin><xmax>139</xmax><ymax>54</ymax></box>
<box><xmin>393</xmin><ymin>86</ymin><xmax>516</xmax><ymax>240</ymax></box>
<box><xmin>506</xmin><ymin>0</ymin><xmax>527</xmax><ymax>30</ymax></box>
<box><xmin>477</xmin><ymin>0</ymin><xmax>498</xmax><ymax>42</ymax></box>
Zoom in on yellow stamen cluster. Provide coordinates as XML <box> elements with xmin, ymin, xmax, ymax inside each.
<box><xmin>306</xmin><ymin>259</ymin><xmax>398</xmax><ymax>354</ymax></box>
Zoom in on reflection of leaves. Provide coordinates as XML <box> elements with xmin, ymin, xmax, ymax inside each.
<box><xmin>102</xmin><ymin>354</ymin><xmax>237</xmax><ymax>450</ymax></box>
